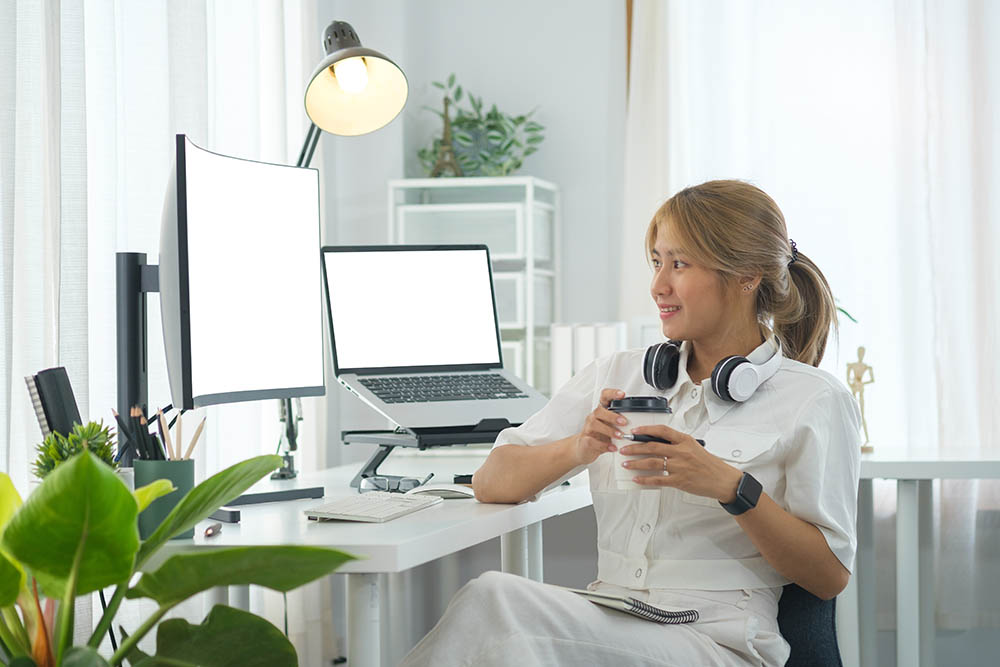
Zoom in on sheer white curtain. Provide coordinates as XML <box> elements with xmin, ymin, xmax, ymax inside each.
<box><xmin>2</xmin><ymin>0</ymin><xmax>341</xmax><ymax>662</ymax></box>
<box><xmin>621</xmin><ymin>0</ymin><xmax>999</xmax><ymax>629</ymax></box>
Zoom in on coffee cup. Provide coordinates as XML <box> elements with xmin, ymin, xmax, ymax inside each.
<box><xmin>608</xmin><ymin>396</ymin><xmax>672</xmax><ymax>491</ymax></box>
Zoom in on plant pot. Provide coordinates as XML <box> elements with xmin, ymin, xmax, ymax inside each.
<box><xmin>134</xmin><ymin>459</ymin><xmax>194</xmax><ymax>540</ymax></box>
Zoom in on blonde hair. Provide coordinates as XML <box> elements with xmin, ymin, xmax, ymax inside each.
<box><xmin>645</xmin><ymin>180</ymin><xmax>837</xmax><ymax>367</ymax></box>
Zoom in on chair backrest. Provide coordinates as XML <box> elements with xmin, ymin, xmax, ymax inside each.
<box><xmin>776</xmin><ymin>583</ymin><xmax>842</xmax><ymax>667</ymax></box>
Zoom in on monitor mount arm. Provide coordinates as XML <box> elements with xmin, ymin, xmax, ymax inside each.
<box><xmin>116</xmin><ymin>253</ymin><xmax>160</xmax><ymax>468</ymax></box>
<box><xmin>269</xmin><ymin>122</ymin><xmax>322</xmax><ymax>480</ymax></box>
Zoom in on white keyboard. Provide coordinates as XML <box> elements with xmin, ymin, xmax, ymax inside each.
<box><xmin>304</xmin><ymin>491</ymin><xmax>443</xmax><ymax>523</ymax></box>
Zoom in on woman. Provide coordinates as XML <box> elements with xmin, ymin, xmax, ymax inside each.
<box><xmin>401</xmin><ymin>180</ymin><xmax>861</xmax><ymax>666</ymax></box>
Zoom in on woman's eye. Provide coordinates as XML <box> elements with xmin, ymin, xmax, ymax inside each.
<box><xmin>672</xmin><ymin>260</ymin><xmax>687</xmax><ymax>269</ymax></box>
<box><xmin>651</xmin><ymin>258</ymin><xmax>662</xmax><ymax>268</ymax></box>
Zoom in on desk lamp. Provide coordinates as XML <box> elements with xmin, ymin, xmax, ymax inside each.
<box><xmin>273</xmin><ymin>20</ymin><xmax>407</xmax><ymax>478</ymax></box>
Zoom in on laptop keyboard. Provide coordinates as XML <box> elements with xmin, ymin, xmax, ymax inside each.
<box><xmin>360</xmin><ymin>373</ymin><xmax>529</xmax><ymax>403</ymax></box>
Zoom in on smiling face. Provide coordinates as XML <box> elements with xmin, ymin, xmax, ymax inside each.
<box><xmin>649</xmin><ymin>226</ymin><xmax>744</xmax><ymax>344</ymax></box>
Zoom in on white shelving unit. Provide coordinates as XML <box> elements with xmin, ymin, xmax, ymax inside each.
<box><xmin>388</xmin><ymin>177</ymin><xmax>560</xmax><ymax>395</ymax></box>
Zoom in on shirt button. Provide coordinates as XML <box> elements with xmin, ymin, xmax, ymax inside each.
<box><xmin>635</xmin><ymin>568</ymin><xmax>643</xmax><ymax>579</ymax></box>
<box><xmin>731</xmin><ymin>449</ymin><xmax>742</xmax><ymax>458</ymax></box>
<box><xmin>691</xmin><ymin>387</ymin><xmax>700</xmax><ymax>399</ymax></box>
<box><xmin>640</xmin><ymin>523</ymin><xmax>651</xmax><ymax>534</ymax></box>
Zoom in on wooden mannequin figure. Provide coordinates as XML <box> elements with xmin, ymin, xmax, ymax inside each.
<box><xmin>847</xmin><ymin>346</ymin><xmax>875</xmax><ymax>453</ymax></box>
<box><xmin>430</xmin><ymin>97</ymin><xmax>463</xmax><ymax>178</ymax></box>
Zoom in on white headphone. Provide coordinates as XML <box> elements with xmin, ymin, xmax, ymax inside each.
<box><xmin>642</xmin><ymin>338</ymin><xmax>783</xmax><ymax>402</ymax></box>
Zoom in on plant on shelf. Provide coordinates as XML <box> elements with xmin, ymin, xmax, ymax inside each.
<box><xmin>32</xmin><ymin>421</ymin><xmax>117</xmax><ymax>479</ymax></box>
<box><xmin>417</xmin><ymin>73</ymin><xmax>545</xmax><ymax>177</ymax></box>
<box><xmin>0</xmin><ymin>451</ymin><xmax>355</xmax><ymax>666</ymax></box>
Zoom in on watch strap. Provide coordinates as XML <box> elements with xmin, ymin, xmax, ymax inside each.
<box><xmin>719</xmin><ymin>472</ymin><xmax>762</xmax><ymax>515</ymax></box>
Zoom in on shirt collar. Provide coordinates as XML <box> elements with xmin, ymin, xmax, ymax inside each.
<box><xmin>667</xmin><ymin>336</ymin><xmax>782</xmax><ymax>424</ymax></box>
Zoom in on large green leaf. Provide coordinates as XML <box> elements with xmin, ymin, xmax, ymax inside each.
<box><xmin>126</xmin><ymin>546</ymin><xmax>357</xmax><ymax>606</ymax></box>
<box><xmin>1</xmin><ymin>452</ymin><xmax>138</xmax><ymax>598</ymax></box>
<box><xmin>0</xmin><ymin>549</ymin><xmax>22</xmax><ymax>605</ymax></box>
<box><xmin>62</xmin><ymin>646</ymin><xmax>111</xmax><ymax>666</ymax></box>
<box><xmin>133</xmin><ymin>480</ymin><xmax>176</xmax><ymax>514</ymax></box>
<box><xmin>0</xmin><ymin>473</ymin><xmax>25</xmax><ymax>605</ymax></box>
<box><xmin>0</xmin><ymin>473</ymin><xmax>25</xmax><ymax>607</ymax></box>
<box><xmin>136</xmin><ymin>605</ymin><xmax>296</xmax><ymax>667</ymax></box>
<box><xmin>0</xmin><ymin>473</ymin><xmax>22</xmax><ymax>528</ymax></box>
<box><xmin>135</xmin><ymin>456</ymin><xmax>281</xmax><ymax>568</ymax></box>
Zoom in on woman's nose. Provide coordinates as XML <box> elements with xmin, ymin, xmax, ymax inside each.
<box><xmin>651</xmin><ymin>272</ymin><xmax>672</xmax><ymax>296</ymax></box>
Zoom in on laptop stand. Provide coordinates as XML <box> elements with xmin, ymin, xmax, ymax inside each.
<box><xmin>342</xmin><ymin>418</ymin><xmax>513</xmax><ymax>488</ymax></box>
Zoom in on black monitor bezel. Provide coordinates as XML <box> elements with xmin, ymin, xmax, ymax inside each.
<box><xmin>173</xmin><ymin>134</ymin><xmax>325</xmax><ymax>409</ymax></box>
<box><xmin>320</xmin><ymin>244</ymin><xmax>505</xmax><ymax>376</ymax></box>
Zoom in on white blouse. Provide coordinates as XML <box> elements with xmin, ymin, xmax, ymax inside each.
<box><xmin>493</xmin><ymin>337</ymin><xmax>862</xmax><ymax>592</ymax></box>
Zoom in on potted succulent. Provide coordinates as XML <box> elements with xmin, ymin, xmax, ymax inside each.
<box><xmin>32</xmin><ymin>421</ymin><xmax>117</xmax><ymax>479</ymax></box>
<box><xmin>0</xmin><ymin>451</ymin><xmax>355</xmax><ymax>666</ymax></box>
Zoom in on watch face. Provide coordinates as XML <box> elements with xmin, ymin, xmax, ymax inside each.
<box><xmin>738</xmin><ymin>473</ymin><xmax>763</xmax><ymax>506</ymax></box>
<box><xmin>720</xmin><ymin>472</ymin><xmax>763</xmax><ymax>515</ymax></box>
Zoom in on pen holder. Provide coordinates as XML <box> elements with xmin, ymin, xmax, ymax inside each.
<box><xmin>134</xmin><ymin>459</ymin><xmax>195</xmax><ymax>540</ymax></box>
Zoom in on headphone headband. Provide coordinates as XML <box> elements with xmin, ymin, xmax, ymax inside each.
<box><xmin>642</xmin><ymin>337</ymin><xmax>782</xmax><ymax>402</ymax></box>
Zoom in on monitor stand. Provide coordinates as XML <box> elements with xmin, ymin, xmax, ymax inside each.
<box><xmin>342</xmin><ymin>418</ymin><xmax>512</xmax><ymax>488</ymax></box>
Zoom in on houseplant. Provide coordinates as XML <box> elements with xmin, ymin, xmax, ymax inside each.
<box><xmin>417</xmin><ymin>73</ymin><xmax>545</xmax><ymax>177</ymax></box>
<box><xmin>0</xmin><ymin>451</ymin><xmax>355</xmax><ymax>666</ymax></box>
<box><xmin>32</xmin><ymin>421</ymin><xmax>117</xmax><ymax>479</ymax></box>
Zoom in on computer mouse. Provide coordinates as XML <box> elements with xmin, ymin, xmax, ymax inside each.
<box><xmin>404</xmin><ymin>483</ymin><xmax>477</xmax><ymax>500</ymax></box>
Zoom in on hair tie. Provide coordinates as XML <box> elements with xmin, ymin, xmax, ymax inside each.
<box><xmin>788</xmin><ymin>239</ymin><xmax>799</xmax><ymax>267</ymax></box>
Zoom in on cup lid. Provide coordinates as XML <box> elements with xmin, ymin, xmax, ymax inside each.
<box><xmin>608</xmin><ymin>396</ymin><xmax>672</xmax><ymax>413</ymax></box>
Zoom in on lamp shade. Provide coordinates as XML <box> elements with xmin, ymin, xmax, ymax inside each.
<box><xmin>304</xmin><ymin>21</ymin><xmax>408</xmax><ymax>136</ymax></box>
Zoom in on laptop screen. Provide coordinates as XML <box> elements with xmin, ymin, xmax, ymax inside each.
<box><xmin>322</xmin><ymin>246</ymin><xmax>503</xmax><ymax>373</ymax></box>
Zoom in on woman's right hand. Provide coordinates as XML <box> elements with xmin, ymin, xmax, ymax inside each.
<box><xmin>571</xmin><ymin>388</ymin><xmax>627</xmax><ymax>466</ymax></box>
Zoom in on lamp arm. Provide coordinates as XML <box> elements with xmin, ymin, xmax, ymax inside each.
<box><xmin>297</xmin><ymin>122</ymin><xmax>321</xmax><ymax>169</ymax></box>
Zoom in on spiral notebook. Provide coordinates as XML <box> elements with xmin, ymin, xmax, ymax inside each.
<box><xmin>558</xmin><ymin>586</ymin><xmax>699</xmax><ymax>624</ymax></box>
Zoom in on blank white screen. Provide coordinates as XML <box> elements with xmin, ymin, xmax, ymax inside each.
<box><xmin>183</xmin><ymin>141</ymin><xmax>324</xmax><ymax>398</ymax></box>
<box><xmin>325</xmin><ymin>249</ymin><xmax>501</xmax><ymax>370</ymax></box>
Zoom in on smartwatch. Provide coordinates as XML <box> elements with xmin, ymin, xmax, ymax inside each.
<box><xmin>719</xmin><ymin>472</ymin><xmax>762</xmax><ymax>515</ymax></box>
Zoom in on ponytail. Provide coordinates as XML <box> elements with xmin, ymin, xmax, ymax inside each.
<box><xmin>767</xmin><ymin>251</ymin><xmax>837</xmax><ymax>367</ymax></box>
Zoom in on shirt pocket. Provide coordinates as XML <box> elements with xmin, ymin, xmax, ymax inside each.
<box><xmin>680</xmin><ymin>427</ymin><xmax>780</xmax><ymax>509</ymax></box>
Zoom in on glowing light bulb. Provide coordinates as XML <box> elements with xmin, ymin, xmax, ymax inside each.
<box><xmin>333</xmin><ymin>57</ymin><xmax>368</xmax><ymax>94</ymax></box>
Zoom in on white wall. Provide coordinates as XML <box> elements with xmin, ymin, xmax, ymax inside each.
<box><xmin>399</xmin><ymin>0</ymin><xmax>626</xmax><ymax>324</ymax></box>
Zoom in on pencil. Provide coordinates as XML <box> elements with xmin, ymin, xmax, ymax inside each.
<box><xmin>175</xmin><ymin>412</ymin><xmax>183</xmax><ymax>462</ymax></box>
<box><xmin>129</xmin><ymin>407</ymin><xmax>142</xmax><ymax>459</ymax></box>
<box><xmin>112</xmin><ymin>409</ymin><xmax>133</xmax><ymax>459</ymax></box>
<box><xmin>183</xmin><ymin>417</ymin><xmax>207</xmax><ymax>460</ymax></box>
<box><xmin>139</xmin><ymin>414</ymin><xmax>154</xmax><ymax>460</ymax></box>
<box><xmin>156</xmin><ymin>410</ymin><xmax>167</xmax><ymax>458</ymax></box>
<box><xmin>158</xmin><ymin>410</ymin><xmax>174</xmax><ymax>460</ymax></box>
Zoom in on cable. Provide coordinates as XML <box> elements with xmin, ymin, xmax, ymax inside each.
<box><xmin>99</xmin><ymin>588</ymin><xmax>118</xmax><ymax>651</ymax></box>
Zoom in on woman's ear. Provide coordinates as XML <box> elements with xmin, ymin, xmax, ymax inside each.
<box><xmin>737</xmin><ymin>273</ymin><xmax>763</xmax><ymax>293</ymax></box>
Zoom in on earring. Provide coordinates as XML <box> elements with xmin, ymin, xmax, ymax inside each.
<box><xmin>743</xmin><ymin>285</ymin><xmax>753</xmax><ymax>292</ymax></box>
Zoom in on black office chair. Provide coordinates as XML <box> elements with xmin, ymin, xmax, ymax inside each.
<box><xmin>776</xmin><ymin>583</ymin><xmax>842</xmax><ymax>667</ymax></box>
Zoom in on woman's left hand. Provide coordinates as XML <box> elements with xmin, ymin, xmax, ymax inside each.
<box><xmin>621</xmin><ymin>424</ymin><xmax>742</xmax><ymax>502</ymax></box>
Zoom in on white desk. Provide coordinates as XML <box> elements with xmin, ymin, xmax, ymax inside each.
<box><xmin>840</xmin><ymin>451</ymin><xmax>1000</xmax><ymax>667</ymax></box>
<box><xmin>157</xmin><ymin>452</ymin><xmax>593</xmax><ymax>667</ymax></box>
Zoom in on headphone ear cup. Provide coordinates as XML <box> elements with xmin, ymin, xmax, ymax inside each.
<box><xmin>643</xmin><ymin>341</ymin><xmax>681</xmax><ymax>391</ymax></box>
<box><xmin>711</xmin><ymin>355</ymin><xmax>748</xmax><ymax>402</ymax></box>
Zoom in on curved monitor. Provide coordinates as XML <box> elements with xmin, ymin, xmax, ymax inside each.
<box><xmin>160</xmin><ymin>135</ymin><xmax>325</xmax><ymax>409</ymax></box>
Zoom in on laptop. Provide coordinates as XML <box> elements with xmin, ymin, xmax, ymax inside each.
<box><xmin>321</xmin><ymin>245</ymin><xmax>549</xmax><ymax>430</ymax></box>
